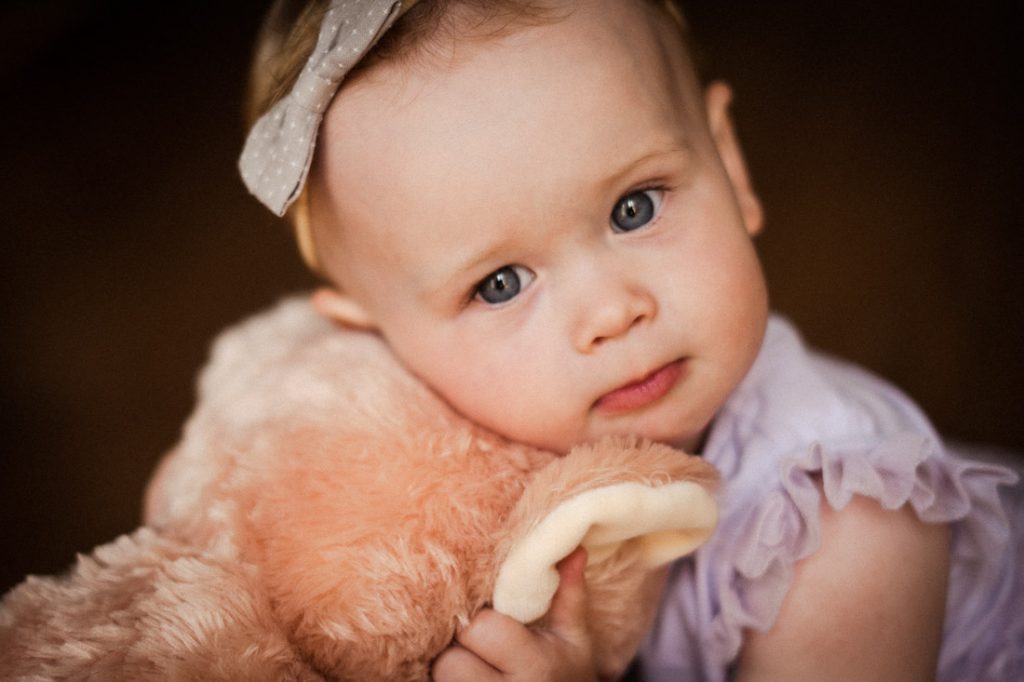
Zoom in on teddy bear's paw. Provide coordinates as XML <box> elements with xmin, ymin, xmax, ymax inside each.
<box><xmin>491</xmin><ymin>479</ymin><xmax>717</xmax><ymax>623</ymax></box>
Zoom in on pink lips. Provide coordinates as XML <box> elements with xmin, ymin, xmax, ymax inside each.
<box><xmin>594</xmin><ymin>359</ymin><xmax>685</xmax><ymax>414</ymax></box>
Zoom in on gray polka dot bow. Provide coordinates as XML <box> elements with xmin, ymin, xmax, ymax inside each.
<box><xmin>239</xmin><ymin>0</ymin><xmax>417</xmax><ymax>216</ymax></box>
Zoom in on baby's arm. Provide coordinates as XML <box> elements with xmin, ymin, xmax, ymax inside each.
<box><xmin>736</xmin><ymin>494</ymin><xmax>950</xmax><ymax>681</ymax></box>
<box><xmin>431</xmin><ymin>548</ymin><xmax>599</xmax><ymax>682</ymax></box>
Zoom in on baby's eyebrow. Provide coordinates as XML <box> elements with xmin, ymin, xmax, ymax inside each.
<box><xmin>604</xmin><ymin>143</ymin><xmax>693</xmax><ymax>189</ymax></box>
<box><xmin>422</xmin><ymin>236</ymin><xmax>515</xmax><ymax>305</ymax></box>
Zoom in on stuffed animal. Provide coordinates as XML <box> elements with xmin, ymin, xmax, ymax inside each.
<box><xmin>0</xmin><ymin>298</ymin><xmax>718</xmax><ymax>681</ymax></box>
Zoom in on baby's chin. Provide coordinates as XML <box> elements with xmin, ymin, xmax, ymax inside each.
<box><xmin>484</xmin><ymin>406</ymin><xmax>706</xmax><ymax>455</ymax></box>
<box><xmin>536</xmin><ymin>423</ymin><xmax>704</xmax><ymax>457</ymax></box>
<box><xmin>584</xmin><ymin>411</ymin><xmax>709</xmax><ymax>454</ymax></box>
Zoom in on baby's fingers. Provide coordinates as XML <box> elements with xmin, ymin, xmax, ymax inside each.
<box><xmin>547</xmin><ymin>546</ymin><xmax>590</xmax><ymax>649</ymax></box>
<box><xmin>431</xmin><ymin>644</ymin><xmax>501</xmax><ymax>682</ymax></box>
<box><xmin>454</xmin><ymin>609</ymin><xmax>537</xmax><ymax>673</ymax></box>
<box><xmin>437</xmin><ymin>548</ymin><xmax>595</xmax><ymax>681</ymax></box>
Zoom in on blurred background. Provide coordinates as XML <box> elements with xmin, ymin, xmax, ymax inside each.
<box><xmin>1</xmin><ymin>1</ymin><xmax>1020</xmax><ymax>595</ymax></box>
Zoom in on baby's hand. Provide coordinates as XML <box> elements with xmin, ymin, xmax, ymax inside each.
<box><xmin>431</xmin><ymin>547</ymin><xmax>597</xmax><ymax>682</ymax></box>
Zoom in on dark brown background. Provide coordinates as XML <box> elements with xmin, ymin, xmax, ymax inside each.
<box><xmin>2</xmin><ymin>1</ymin><xmax>1020</xmax><ymax>596</ymax></box>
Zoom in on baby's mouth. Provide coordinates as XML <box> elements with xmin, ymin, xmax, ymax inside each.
<box><xmin>593</xmin><ymin>359</ymin><xmax>686</xmax><ymax>414</ymax></box>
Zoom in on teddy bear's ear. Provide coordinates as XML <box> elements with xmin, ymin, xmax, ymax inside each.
<box><xmin>492</xmin><ymin>477</ymin><xmax>718</xmax><ymax>624</ymax></box>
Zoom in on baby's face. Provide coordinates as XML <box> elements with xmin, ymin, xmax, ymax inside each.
<box><xmin>310</xmin><ymin>0</ymin><xmax>768</xmax><ymax>453</ymax></box>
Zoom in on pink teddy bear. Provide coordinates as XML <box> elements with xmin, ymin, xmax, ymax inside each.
<box><xmin>1</xmin><ymin>298</ymin><xmax>718</xmax><ymax>681</ymax></box>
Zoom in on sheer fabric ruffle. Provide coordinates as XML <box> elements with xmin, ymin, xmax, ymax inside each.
<box><xmin>710</xmin><ymin>436</ymin><xmax>1019</xmax><ymax>678</ymax></box>
<box><xmin>640</xmin><ymin>316</ymin><xmax>1021</xmax><ymax>681</ymax></box>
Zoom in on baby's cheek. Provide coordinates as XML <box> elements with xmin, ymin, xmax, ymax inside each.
<box><xmin>483</xmin><ymin>390</ymin><xmax>585</xmax><ymax>453</ymax></box>
<box><xmin>431</xmin><ymin>335</ymin><xmax>584</xmax><ymax>449</ymax></box>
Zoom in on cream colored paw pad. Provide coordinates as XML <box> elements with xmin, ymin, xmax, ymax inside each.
<box><xmin>493</xmin><ymin>481</ymin><xmax>718</xmax><ymax>623</ymax></box>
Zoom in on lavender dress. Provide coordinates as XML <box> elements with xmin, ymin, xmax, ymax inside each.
<box><xmin>638</xmin><ymin>315</ymin><xmax>1022</xmax><ymax>681</ymax></box>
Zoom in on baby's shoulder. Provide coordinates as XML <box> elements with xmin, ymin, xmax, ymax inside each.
<box><xmin>738</xmin><ymin>490</ymin><xmax>950</xmax><ymax>679</ymax></box>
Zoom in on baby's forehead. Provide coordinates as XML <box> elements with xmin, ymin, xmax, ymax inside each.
<box><xmin>331</xmin><ymin>10</ymin><xmax>693</xmax><ymax>161</ymax></box>
<box><xmin>326</xmin><ymin>1</ymin><xmax>702</xmax><ymax>152</ymax></box>
<box><xmin>303</xmin><ymin>0</ymin><xmax>708</xmax><ymax>286</ymax></box>
<box><xmin>337</xmin><ymin>2</ymin><xmax>693</xmax><ymax>100</ymax></box>
<box><xmin>309</xmin><ymin>0</ymin><xmax>705</xmax><ymax>282</ymax></box>
<box><xmin>240</xmin><ymin>1</ymin><xmax>698</xmax><ymax>275</ymax></box>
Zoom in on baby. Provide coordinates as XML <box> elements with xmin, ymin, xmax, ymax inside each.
<box><xmin>241</xmin><ymin>0</ymin><xmax>1022</xmax><ymax>680</ymax></box>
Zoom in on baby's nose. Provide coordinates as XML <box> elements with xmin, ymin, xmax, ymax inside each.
<box><xmin>573</xmin><ymin>282</ymin><xmax>656</xmax><ymax>353</ymax></box>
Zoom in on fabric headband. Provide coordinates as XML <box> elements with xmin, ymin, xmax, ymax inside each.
<box><xmin>240</xmin><ymin>0</ymin><xmax>684</xmax><ymax>272</ymax></box>
<box><xmin>239</xmin><ymin>0</ymin><xmax>419</xmax><ymax>218</ymax></box>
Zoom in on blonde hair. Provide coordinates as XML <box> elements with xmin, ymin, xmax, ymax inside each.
<box><xmin>246</xmin><ymin>0</ymin><xmax>689</xmax><ymax>272</ymax></box>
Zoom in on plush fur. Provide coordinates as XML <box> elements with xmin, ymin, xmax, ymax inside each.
<box><xmin>0</xmin><ymin>298</ymin><xmax>718</xmax><ymax>681</ymax></box>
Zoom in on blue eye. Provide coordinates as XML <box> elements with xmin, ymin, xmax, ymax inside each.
<box><xmin>475</xmin><ymin>265</ymin><xmax>535</xmax><ymax>305</ymax></box>
<box><xmin>611</xmin><ymin>189</ymin><xmax>663</xmax><ymax>232</ymax></box>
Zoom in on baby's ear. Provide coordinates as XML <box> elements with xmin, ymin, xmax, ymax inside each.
<box><xmin>311</xmin><ymin>287</ymin><xmax>378</xmax><ymax>330</ymax></box>
<box><xmin>704</xmin><ymin>81</ymin><xmax>764</xmax><ymax>236</ymax></box>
